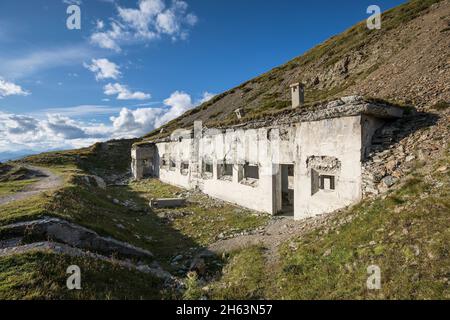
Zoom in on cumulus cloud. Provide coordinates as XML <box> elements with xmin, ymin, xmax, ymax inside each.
<box><xmin>90</xmin><ymin>22</ymin><xmax>124</xmax><ymax>52</ymax></box>
<box><xmin>0</xmin><ymin>90</ymin><xmax>212</xmax><ymax>159</ymax></box>
<box><xmin>0</xmin><ymin>78</ymin><xmax>30</xmax><ymax>98</ymax></box>
<box><xmin>0</xmin><ymin>111</ymin><xmax>110</xmax><ymax>157</ymax></box>
<box><xmin>103</xmin><ymin>83</ymin><xmax>151</xmax><ymax>100</ymax></box>
<box><xmin>199</xmin><ymin>91</ymin><xmax>215</xmax><ymax>104</ymax></box>
<box><xmin>96</xmin><ymin>19</ymin><xmax>105</xmax><ymax>30</ymax></box>
<box><xmin>111</xmin><ymin>90</ymin><xmax>209</xmax><ymax>135</ymax></box>
<box><xmin>90</xmin><ymin>0</ymin><xmax>197</xmax><ymax>51</ymax></box>
<box><xmin>44</xmin><ymin>114</ymin><xmax>89</xmax><ymax>139</ymax></box>
<box><xmin>154</xmin><ymin>90</ymin><xmax>192</xmax><ymax>127</ymax></box>
<box><xmin>84</xmin><ymin>58</ymin><xmax>121</xmax><ymax>81</ymax></box>
<box><xmin>110</xmin><ymin>107</ymin><xmax>162</xmax><ymax>137</ymax></box>
<box><xmin>5</xmin><ymin>115</ymin><xmax>39</xmax><ymax>134</ymax></box>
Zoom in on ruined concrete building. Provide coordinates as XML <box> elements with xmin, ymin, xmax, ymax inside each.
<box><xmin>132</xmin><ymin>84</ymin><xmax>403</xmax><ymax>220</ymax></box>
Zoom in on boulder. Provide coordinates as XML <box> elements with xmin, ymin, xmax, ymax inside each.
<box><xmin>189</xmin><ymin>257</ymin><xmax>207</xmax><ymax>276</ymax></box>
<box><xmin>381</xmin><ymin>175</ymin><xmax>398</xmax><ymax>188</ymax></box>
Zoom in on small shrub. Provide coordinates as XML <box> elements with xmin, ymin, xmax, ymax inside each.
<box><xmin>183</xmin><ymin>272</ymin><xmax>203</xmax><ymax>300</ymax></box>
<box><xmin>432</xmin><ymin>101</ymin><xmax>450</xmax><ymax>110</ymax></box>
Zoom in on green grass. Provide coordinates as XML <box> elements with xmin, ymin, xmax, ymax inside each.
<box><xmin>0</xmin><ymin>194</ymin><xmax>51</xmax><ymax>224</ymax></box>
<box><xmin>129</xmin><ymin>179</ymin><xmax>270</xmax><ymax>246</ymax></box>
<box><xmin>0</xmin><ymin>251</ymin><xmax>166</xmax><ymax>300</ymax></box>
<box><xmin>209</xmin><ymin>246</ymin><xmax>267</xmax><ymax>300</ymax></box>
<box><xmin>0</xmin><ymin>164</ymin><xmax>269</xmax><ymax>299</ymax></box>
<box><xmin>206</xmin><ymin>149</ymin><xmax>450</xmax><ymax>300</ymax></box>
<box><xmin>0</xmin><ymin>179</ymin><xmax>39</xmax><ymax>196</ymax></box>
<box><xmin>432</xmin><ymin>101</ymin><xmax>450</xmax><ymax>111</ymax></box>
<box><xmin>19</xmin><ymin>138</ymin><xmax>137</xmax><ymax>179</ymax></box>
<box><xmin>271</xmin><ymin>167</ymin><xmax>449</xmax><ymax>299</ymax></box>
<box><xmin>0</xmin><ymin>166</ymin><xmax>268</xmax><ymax>271</ymax></box>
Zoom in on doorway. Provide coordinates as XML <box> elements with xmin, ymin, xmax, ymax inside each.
<box><xmin>279</xmin><ymin>164</ymin><xmax>294</xmax><ymax>216</ymax></box>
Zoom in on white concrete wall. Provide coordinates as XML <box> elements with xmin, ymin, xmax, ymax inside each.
<box><xmin>157</xmin><ymin>140</ymin><xmax>193</xmax><ymax>189</ymax></box>
<box><xmin>133</xmin><ymin>115</ymin><xmax>381</xmax><ymax>220</ymax></box>
<box><xmin>294</xmin><ymin>116</ymin><xmax>364</xmax><ymax>219</ymax></box>
<box><xmin>152</xmin><ymin>127</ymin><xmax>295</xmax><ymax>214</ymax></box>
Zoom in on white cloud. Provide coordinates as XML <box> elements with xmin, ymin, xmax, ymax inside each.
<box><xmin>185</xmin><ymin>13</ymin><xmax>198</xmax><ymax>26</ymax></box>
<box><xmin>110</xmin><ymin>107</ymin><xmax>161</xmax><ymax>137</ymax></box>
<box><xmin>0</xmin><ymin>111</ymin><xmax>111</xmax><ymax>157</ymax></box>
<box><xmin>104</xmin><ymin>83</ymin><xmax>151</xmax><ymax>100</ymax></box>
<box><xmin>96</xmin><ymin>19</ymin><xmax>105</xmax><ymax>30</ymax></box>
<box><xmin>44</xmin><ymin>114</ymin><xmax>88</xmax><ymax>139</ymax></box>
<box><xmin>63</xmin><ymin>0</ymin><xmax>82</xmax><ymax>5</ymax></box>
<box><xmin>110</xmin><ymin>90</ymin><xmax>202</xmax><ymax>136</ymax></box>
<box><xmin>84</xmin><ymin>58</ymin><xmax>121</xmax><ymax>81</ymax></box>
<box><xmin>0</xmin><ymin>78</ymin><xmax>30</xmax><ymax>98</ymax></box>
<box><xmin>0</xmin><ymin>45</ymin><xmax>94</xmax><ymax>79</ymax></box>
<box><xmin>154</xmin><ymin>90</ymin><xmax>191</xmax><ymax>127</ymax></box>
<box><xmin>198</xmin><ymin>91</ymin><xmax>215</xmax><ymax>104</ymax></box>
<box><xmin>91</xmin><ymin>0</ymin><xmax>197</xmax><ymax>51</ymax></box>
<box><xmin>90</xmin><ymin>22</ymin><xmax>124</xmax><ymax>52</ymax></box>
<box><xmin>0</xmin><ymin>90</ymin><xmax>211</xmax><ymax>159</ymax></box>
<box><xmin>5</xmin><ymin>115</ymin><xmax>39</xmax><ymax>134</ymax></box>
<box><xmin>39</xmin><ymin>105</ymin><xmax>121</xmax><ymax>117</ymax></box>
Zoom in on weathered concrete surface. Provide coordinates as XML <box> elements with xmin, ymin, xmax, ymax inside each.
<box><xmin>0</xmin><ymin>217</ymin><xmax>153</xmax><ymax>259</ymax></box>
<box><xmin>295</xmin><ymin>116</ymin><xmax>364</xmax><ymax>218</ymax></box>
<box><xmin>132</xmin><ymin>97</ymin><xmax>404</xmax><ymax>220</ymax></box>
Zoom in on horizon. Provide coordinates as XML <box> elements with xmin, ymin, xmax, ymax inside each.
<box><xmin>0</xmin><ymin>0</ymin><xmax>406</xmax><ymax>161</ymax></box>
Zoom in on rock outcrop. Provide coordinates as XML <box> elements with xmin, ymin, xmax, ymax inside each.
<box><xmin>0</xmin><ymin>217</ymin><xmax>153</xmax><ymax>259</ymax></box>
<box><xmin>0</xmin><ymin>241</ymin><xmax>174</xmax><ymax>282</ymax></box>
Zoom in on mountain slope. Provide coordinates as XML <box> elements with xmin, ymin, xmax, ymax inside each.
<box><xmin>1</xmin><ymin>0</ymin><xmax>449</xmax><ymax>300</ymax></box>
<box><xmin>145</xmin><ymin>0</ymin><xmax>449</xmax><ymax>139</ymax></box>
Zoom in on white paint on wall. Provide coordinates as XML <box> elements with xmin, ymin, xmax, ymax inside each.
<box><xmin>132</xmin><ymin>111</ymin><xmax>396</xmax><ymax>220</ymax></box>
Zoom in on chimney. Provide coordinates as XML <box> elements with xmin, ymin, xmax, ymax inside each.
<box><xmin>234</xmin><ymin>108</ymin><xmax>245</xmax><ymax>119</ymax></box>
<box><xmin>290</xmin><ymin>83</ymin><xmax>305</xmax><ymax>108</ymax></box>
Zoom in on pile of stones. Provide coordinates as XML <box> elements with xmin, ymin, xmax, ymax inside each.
<box><xmin>362</xmin><ymin>109</ymin><xmax>448</xmax><ymax>196</ymax></box>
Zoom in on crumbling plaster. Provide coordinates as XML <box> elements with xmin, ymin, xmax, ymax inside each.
<box><xmin>131</xmin><ymin>97</ymin><xmax>402</xmax><ymax>220</ymax></box>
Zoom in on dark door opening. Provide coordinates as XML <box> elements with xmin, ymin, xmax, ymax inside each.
<box><xmin>280</xmin><ymin>164</ymin><xmax>294</xmax><ymax>216</ymax></box>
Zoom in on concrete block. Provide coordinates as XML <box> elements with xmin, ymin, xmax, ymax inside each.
<box><xmin>149</xmin><ymin>198</ymin><xmax>186</xmax><ymax>209</ymax></box>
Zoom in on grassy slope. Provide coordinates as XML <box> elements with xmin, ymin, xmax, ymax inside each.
<box><xmin>0</xmin><ymin>179</ymin><xmax>38</xmax><ymax>197</ymax></box>
<box><xmin>0</xmin><ymin>143</ymin><xmax>268</xmax><ymax>299</ymax></box>
<box><xmin>1</xmin><ymin>0</ymin><xmax>446</xmax><ymax>299</ymax></box>
<box><xmin>0</xmin><ymin>164</ymin><xmax>41</xmax><ymax>196</ymax></box>
<box><xmin>0</xmin><ymin>172</ymin><xmax>268</xmax><ymax>265</ymax></box>
<box><xmin>143</xmin><ymin>0</ymin><xmax>443</xmax><ymax>140</ymax></box>
<box><xmin>20</xmin><ymin>139</ymin><xmax>137</xmax><ymax>179</ymax></box>
<box><xmin>207</xmin><ymin>149</ymin><xmax>449</xmax><ymax>300</ymax></box>
<box><xmin>0</xmin><ymin>252</ymin><xmax>165</xmax><ymax>300</ymax></box>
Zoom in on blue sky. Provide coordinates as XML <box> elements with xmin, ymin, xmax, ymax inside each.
<box><xmin>0</xmin><ymin>0</ymin><xmax>406</xmax><ymax>160</ymax></box>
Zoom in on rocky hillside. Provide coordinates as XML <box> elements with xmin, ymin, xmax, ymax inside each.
<box><xmin>145</xmin><ymin>0</ymin><xmax>449</xmax><ymax>139</ymax></box>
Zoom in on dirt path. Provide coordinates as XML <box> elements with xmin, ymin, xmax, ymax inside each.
<box><xmin>207</xmin><ymin>212</ymin><xmax>340</xmax><ymax>265</ymax></box>
<box><xmin>0</xmin><ymin>166</ymin><xmax>63</xmax><ymax>206</ymax></box>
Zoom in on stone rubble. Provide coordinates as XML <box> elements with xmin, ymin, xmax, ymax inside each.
<box><xmin>362</xmin><ymin>109</ymin><xmax>449</xmax><ymax>197</ymax></box>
